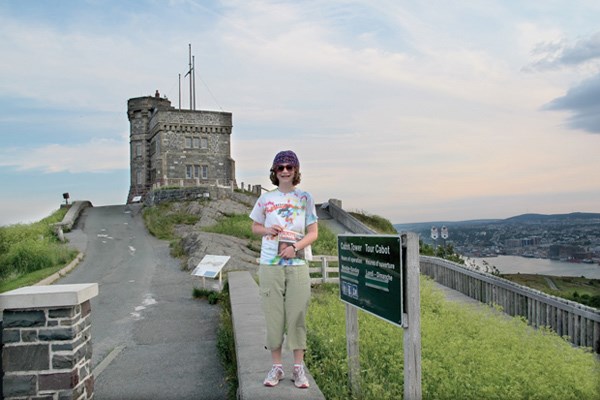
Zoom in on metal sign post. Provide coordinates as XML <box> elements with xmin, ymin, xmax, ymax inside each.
<box><xmin>338</xmin><ymin>233</ymin><xmax>421</xmax><ymax>399</ymax></box>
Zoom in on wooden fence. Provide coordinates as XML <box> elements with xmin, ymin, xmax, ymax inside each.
<box><xmin>310</xmin><ymin>254</ymin><xmax>600</xmax><ymax>353</ymax></box>
<box><xmin>420</xmin><ymin>256</ymin><xmax>600</xmax><ymax>353</ymax></box>
<box><xmin>309</xmin><ymin>255</ymin><xmax>339</xmax><ymax>285</ymax></box>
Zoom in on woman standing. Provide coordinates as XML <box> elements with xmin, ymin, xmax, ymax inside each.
<box><xmin>249</xmin><ymin>150</ymin><xmax>319</xmax><ymax>389</ymax></box>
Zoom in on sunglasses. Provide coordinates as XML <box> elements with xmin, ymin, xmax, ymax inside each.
<box><xmin>275</xmin><ymin>165</ymin><xmax>295</xmax><ymax>172</ymax></box>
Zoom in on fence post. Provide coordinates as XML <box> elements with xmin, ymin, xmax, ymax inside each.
<box><xmin>321</xmin><ymin>256</ymin><xmax>328</xmax><ymax>284</ymax></box>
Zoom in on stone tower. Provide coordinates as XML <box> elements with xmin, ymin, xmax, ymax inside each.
<box><xmin>127</xmin><ymin>91</ymin><xmax>236</xmax><ymax>203</ymax></box>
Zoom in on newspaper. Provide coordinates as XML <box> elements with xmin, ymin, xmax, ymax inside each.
<box><xmin>277</xmin><ymin>229</ymin><xmax>312</xmax><ymax>260</ymax></box>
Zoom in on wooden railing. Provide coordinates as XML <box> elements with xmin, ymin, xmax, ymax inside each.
<box><xmin>309</xmin><ymin>255</ymin><xmax>339</xmax><ymax>285</ymax></box>
<box><xmin>420</xmin><ymin>255</ymin><xmax>600</xmax><ymax>353</ymax></box>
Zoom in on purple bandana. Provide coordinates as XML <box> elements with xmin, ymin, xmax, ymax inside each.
<box><xmin>272</xmin><ymin>150</ymin><xmax>299</xmax><ymax>169</ymax></box>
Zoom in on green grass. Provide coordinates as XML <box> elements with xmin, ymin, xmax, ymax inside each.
<box><xmin>312</xmin><ymin>222</ymin><xmax>338</xmax><ymax>256</ymax></box>
<box><xmin>503</xmin><ymin>274</ymin><xmax>600</xmax><ymax>308</ymax></box>
<box><xmin>143</xmin><ymin>202</ymin><xmax>201</xmax><ymax>260</ymax></box>
<box><xmin>215</xmin><ymin>283</ymin><xmax>238</xmax><ymax>400</ymax></box>
<box><xmin>0</xmin><ymin>208</ymin><xmax>78</xmax><ymax>286</ymax></box>
<box><xmin>143</xmin><ymin>202</ymin><xmax>200</xmax><ymax>240</ymax></box>
<box><xmin>306</xmin><ymin>279</ymin><xmax>600</xmax><ymax>400</ymax></box>
<box><xmin>202</xmin><ymin>213</ymin><xmax>254</xmax><ymax>239</ymax></box>
<box><xmin>349</xmin><ymin>210</ymin><xmax>397</xmax><ymax>234</ymax></box>
<box><xmin>192</xmin><ymin>287</ymin><xmax>224</xmax><ymax>304</ymax></box>
<box><xmin>0</xmin><ymin>264</ymin><xmax>68</xmax><ymax>293</ymax></box>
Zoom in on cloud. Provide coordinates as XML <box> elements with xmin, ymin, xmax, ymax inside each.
<box><xmin>526</xmin><ymin>31</ymin><xmax>600</xmax><ymax>71</ymax></box>
<box><xmin>0</xmin><ymin>139</ymin><xmax>129</xmax><ymax>173</ymax></box>
<box><xmin>544</xmin><ymin>74</ymin><xmax>600</xmax><ymax>133</ymax></box>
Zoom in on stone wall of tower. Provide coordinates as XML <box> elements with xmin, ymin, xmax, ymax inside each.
<box><xmin>126</xmin><ymin>94</ymin><xmax>236</xmax><ymax>203</ymax></box>
<box><xmin>127</xmin><ymin>96</ymin><xmax>174</xmax><ymax>202</ymax></box>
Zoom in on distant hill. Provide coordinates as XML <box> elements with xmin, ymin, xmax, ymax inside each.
<box><xmin>394</xmin><ymin>219</ymin><xmax>499</xmax><ymax>231</ymax></box>
<box><xmin>503</xmin><ymin>212</ymin><xmax>600</xmax><ymax>223</ymax></box>
<box><xmin>394</xmin><ymin>212</ymin><xmax>600</xmax><ymax>231</ymax></box>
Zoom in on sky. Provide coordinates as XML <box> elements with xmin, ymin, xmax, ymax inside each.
<box><xmin>1</xmin><ymin>0</ymin><xmax>600</xmax><ymax>226</ymax></box>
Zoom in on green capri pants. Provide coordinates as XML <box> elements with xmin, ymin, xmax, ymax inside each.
<box><xmin>258</xmin><ymin>263</ymin><xmax>311</xmax><ymax>351</ymax></box>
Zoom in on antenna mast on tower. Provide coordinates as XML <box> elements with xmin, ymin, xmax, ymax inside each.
<box><xmin>183</xmin><ymin>44</ymin><xmax>197</xmax><ymax>111</ymax></box>
<box><xmin>192</xmin><ymin>55</ymin><xmax>196</xmax><ymax>111</ymax></box>
<box><xmin>188</xmin><ymin>44</ymin><xmax>193</xmax><ymax>110</ymax></box>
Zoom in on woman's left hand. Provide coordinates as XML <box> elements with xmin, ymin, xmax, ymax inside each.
<box><xmin>279</xmin><ymin>244</ymin><xmax>297</xmax><ymax>259</ymax></box>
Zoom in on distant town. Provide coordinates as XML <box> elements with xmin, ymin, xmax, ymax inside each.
<box><xmin>395</xmin><ymin>212</ymin><xmax>600</xmax><ymax>264</ymax></box>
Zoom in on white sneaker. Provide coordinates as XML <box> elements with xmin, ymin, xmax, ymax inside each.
<box><xmin>263</xmin><ymin>365</ymin><xmax>284</xmax><ymax>387</ymax></box>
<box><xmin>293</xmin><ymin>365</ymin><xmax>310</xmax><ymax>389</ymax></box>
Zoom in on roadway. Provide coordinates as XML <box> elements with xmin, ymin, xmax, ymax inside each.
<box><xmin>59</xmin><ymin>204</ymin><xmax>227</xmax><ymax>400</ymax></box>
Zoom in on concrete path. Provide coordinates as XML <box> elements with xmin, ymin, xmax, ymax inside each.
<box><xmin>60</xmin><ymin>204</ymin><xmax>228</xmax><ymax>400</ymax></box>
<box><xmin>228</xmin><ymin>271</ymin><xmax>325</xmax><ymax>400</ymax></box>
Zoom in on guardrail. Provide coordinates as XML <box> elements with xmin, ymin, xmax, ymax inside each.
<box><xmin>420</xmin><ymin>255</ymin><xmax>600</xmax><ymax>353</ymax></box>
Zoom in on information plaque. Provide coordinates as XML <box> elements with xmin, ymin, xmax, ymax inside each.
<box><xmin>338</xmin><ymin>234</ymin><xmax>403</xmax><ymax>326</ymax></box>
<box><xmin>191</xmin><ymin>255</ymin><xmax>230</xmax><ymax>290</ymax></box>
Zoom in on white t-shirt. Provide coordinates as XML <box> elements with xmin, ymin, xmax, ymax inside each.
<box><xmin>249</xmin><ymin>188</ymin><xmax>318</xmax><ymax>265</ymax></box>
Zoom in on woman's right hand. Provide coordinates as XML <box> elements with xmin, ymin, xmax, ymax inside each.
<box><xmin>264</xmin><ymin>225</ymin><xmax>283</xmax><ymax>237</ymax></box>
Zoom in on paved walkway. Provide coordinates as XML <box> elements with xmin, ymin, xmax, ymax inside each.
<box><xmin>59</xmin><ymin>205</ymin><xmax>228</xmax><ymax>400</ymax></box>
<box><xmin>229</xmin><ymin>271</ymin><xmax>325</xmax><ymax>400</ymax></box>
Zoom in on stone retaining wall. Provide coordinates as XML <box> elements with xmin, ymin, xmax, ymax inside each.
<box><xmin>144</xmin><ymin>186</ymin><xmax>258</xmax><ymax>207</ymax></box>
<box><xmin>327</xmin><ymin>199</ymin><xmax>375</xmax><ymax>234</ymax></box>
<box><xmin>53</xmin><ymin>201</ymin><xmax>93</xmax><ymax>242</ymax></box>
<box><xmin>1</xmin><ymin>284</ymin><xmax>98</xmax><ymax>400</ymax></box>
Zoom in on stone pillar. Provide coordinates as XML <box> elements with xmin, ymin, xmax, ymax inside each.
<box><xmin>0</xmin><ymin>284</ymin><xmax>98</xmax><ymax>400</ymax></box>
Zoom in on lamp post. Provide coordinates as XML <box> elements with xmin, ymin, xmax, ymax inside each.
<box><xmin>62</xmin><ymin>192</ymin><xmax>70</xmax><ymax>206</ymax></box>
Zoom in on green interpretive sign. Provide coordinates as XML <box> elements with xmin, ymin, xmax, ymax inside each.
<box><xmin>338</xmin><ymin>234</ymin><xmax>403</xmax><ymax>326</ymax></box>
